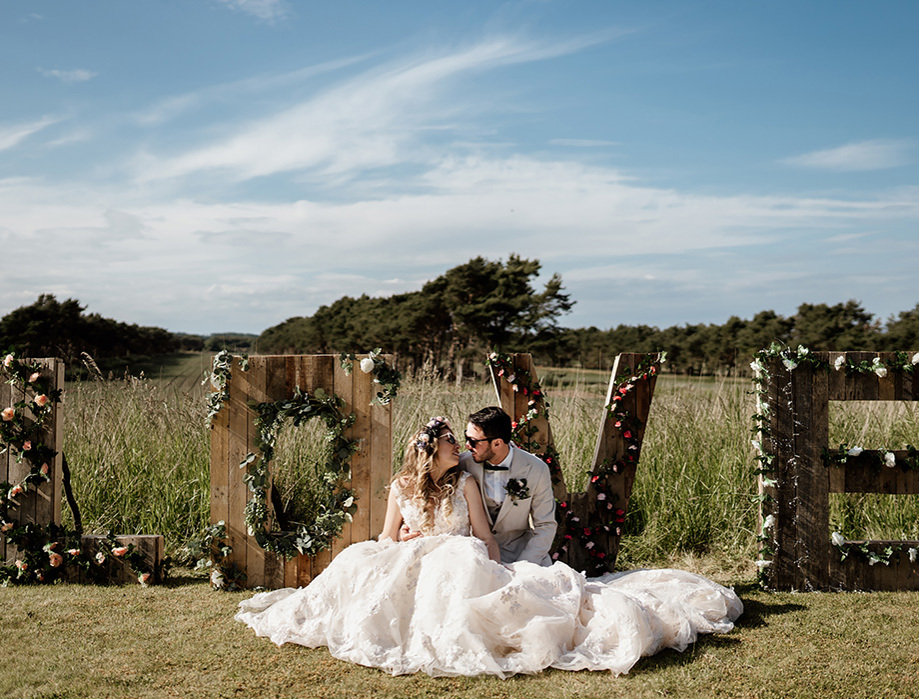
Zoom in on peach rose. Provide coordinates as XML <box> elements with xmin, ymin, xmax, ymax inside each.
<box><xmin>9</xmin><ymin>484</ymin><xmax>24</xmax><ymax>498</ymax></box>
<box><xmin>40</xmin><ymin>463</ymin><xmax>50</xmax><ymax>476</ymax></box>
<box><xmin>2</xmin><ymin>354</ymin><xmax>12</xmax><ymax>368</ymax></box>
<box><xmin>1</xmin><ymin>407</ymin><xmax>14</xmax><ymax>421</ymax></box>
<box><xmin>49</xmin><ymin>552</ymin><xmax>64</xmax><ymax>567</ymax></box>
<box><xmin>111</xmin><ymin>546</ymin><xmax>129</xmax><ymax>557</ymax></box>
<box><xmin>15</xmin><ymin>559</ymin><xmax>27</xmax><ymax>571</ymax></box>
<box><xmin>138</xmin><ymin>572</ymin><xmax>152</xmax><ymax>586</ymax></box>
<box><xmin>1</xmin><ymin>522</ymin><xmax>13</xmax><ymax>532</ymax></box>
<box><xmin>34</xmin><ymin>394</ymin><xmax>49</xmax><ymax>408</ymax></box>
<box><xmin>22</xmin><ymin>440</ymin><xmax>31</xmax><ymax>451</ymax></box>
<box><xmin>28</xmin><ymin>372</ymin><xmax>41</xmax><ymax>384</ymax></box>
<box><xmin>67</xmin><ymin>548</ymin><xmax>80</xmax><ymax>556</ymax></box>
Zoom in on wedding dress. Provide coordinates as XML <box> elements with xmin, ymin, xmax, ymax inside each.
<box><xmin>235</xmin><ymin>472</ymin><xmax>742</xmax><ymax>677</ymax></box>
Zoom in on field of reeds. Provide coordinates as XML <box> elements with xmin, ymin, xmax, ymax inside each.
<box><xmin>60</xmin><ymin>353</ymin><xmax>919</xmax><ymax>573</ymax></box>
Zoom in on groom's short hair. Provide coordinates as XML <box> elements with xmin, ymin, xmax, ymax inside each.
<box><xmin>468</xmin><ymin>406</ymin><xmax>513</xmax><ymax>443</ymax></box>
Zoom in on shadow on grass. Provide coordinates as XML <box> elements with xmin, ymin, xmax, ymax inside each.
<box><xmin>731</xmin><ymin>582</ymin><xmax>806</xmax><ymax>629</ymax></box>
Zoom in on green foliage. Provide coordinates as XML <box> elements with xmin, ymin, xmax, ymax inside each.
<box><xmin>0</xmin><ymin>294</ymin><xmax>181</xmax><ymax>377</ymax></box>
<box><xmin>258</xmin><ymin>255</ymin><xmax>573</xmax><ymax>375</ymax></box>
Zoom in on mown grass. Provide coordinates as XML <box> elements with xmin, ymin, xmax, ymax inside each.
<box><xmin>2</xmin><ymin>575</ymin><xmax>918</xmax><ymax>698</ymax></box>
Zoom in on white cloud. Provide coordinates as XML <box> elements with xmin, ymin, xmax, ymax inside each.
<box><xmin>0</xmin><ymin>116</ymin><xmax>61</xmax><ymax>151</ymax></box>
<box><xmin>216</xmin><ymin>0</ymin><xmax>289</xmax><ymax>22</ymax></box>
<box><xmin>783</xmin><ymin>139</ymin><xmax>912</xmax><ymax>172</ymax></box>
<box><xmin>550</xmin><ymin>139</ymin><xmax>620</xmax><ymax>147</ymax></box>
<box><xmin>37</xmin><ymin>68</ymin><xmax>98</xmax><ymax>84</ymax></box>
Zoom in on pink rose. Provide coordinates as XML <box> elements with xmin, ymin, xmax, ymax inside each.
<box><xmin>1</xmin><ymin>522</ymin><xmax>13</xmax><ymax>532</ymax></box>
<box><xmin>22</xmin><ymin>440</ymin><xmax>31</xmax><ymax>451</ymax></box>
<box><xmin>9</xmin><ymin>484</ymin><xmax>24</xmax><ymax>498</ymax></box>
<box><xmin>67</xmin><ymin>548</ymin><xmax>80</xmax><ymax>556</ymax></box>
<box><xmin>1</xmin><ymin>407</ymin><xmax>14</xmax><ymax>421</ymax></box>
<box><xmin>2</xmin><ymin>354</ymin><xmax>12</xmax><ymax>368</ymax></box>
<box><xmin>34</xmin><ymin>394</ymin><xmax>49</xmax><ymax>407</ymax></box>
<box><xmin>95</xmin><ymin>551</ymin><xmax>106</xmax><ymax>564</ymax></box>
<box><xmin>28</xmin><ymin>372</ymin><xmax>41</xmax><ymax>383</ymax></box>
<box><xmin>111</xmin><ymin>546</ymin><xmax>129</xmax><ymax>557</ymax></box>
<box><xmin>139</xmin><ymin>572</ymin><xmax>151</xmax><ymax>586</ymax></box>
<box><xmin>15</xmin><ymin>559</ymin><xmax>27</xmax><ymax>571</ymax></box>
<box><xmin>40</xmin><ymin>463</ymin><xmax>50</xmax><ymax>476</ymax></box>
<box><xmin>49</xmin><ymin>552</ymin><xmax>63</xmax><ymax>567</ymax></box>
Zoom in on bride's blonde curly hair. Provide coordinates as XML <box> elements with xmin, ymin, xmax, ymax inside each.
<box><xmin>392</xmin><ymin>416</ymin><xmax>461</xmax><ymax>534</ymax></box>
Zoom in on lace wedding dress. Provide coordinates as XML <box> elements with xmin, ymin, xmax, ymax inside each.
<box><xmin>235</xmin><ymin>472</ymin><xmax>742</xmax><ymax>677</ymax></box>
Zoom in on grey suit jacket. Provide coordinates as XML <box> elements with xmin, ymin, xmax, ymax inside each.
<box><xmin>460</xmin><ymin>444</ymin><xmax>557</xmax><ymax>566</ymax></box>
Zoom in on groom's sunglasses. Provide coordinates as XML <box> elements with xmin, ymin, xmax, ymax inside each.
<box><xmin>464</xmin><ymin>434</ymin><xmax>494</xmax><ymax>447</ymax></box>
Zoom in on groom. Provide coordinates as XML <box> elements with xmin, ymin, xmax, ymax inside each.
<box><xmin>460</xmin><ymin>406</ymin><xmax>556</xmax><ymax>566</ymax></box>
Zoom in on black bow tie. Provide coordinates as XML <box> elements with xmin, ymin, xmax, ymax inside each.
<box><xmin>483</xmin><ymin>462</ymin><xmax>509</xmax><ymax>471</ymax></box>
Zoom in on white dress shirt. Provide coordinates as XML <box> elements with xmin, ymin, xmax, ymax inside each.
<box><xmin>482</xmin><ymin>443</ymin><xmax>515</xmax><ymax>507</ymax></box>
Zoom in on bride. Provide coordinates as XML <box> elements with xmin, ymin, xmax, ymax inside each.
<box><xmin>236</xmin><ymin>417</ymin><xmax>743</xmax><ymax>678</ymax></box>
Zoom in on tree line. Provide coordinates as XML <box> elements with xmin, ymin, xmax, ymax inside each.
<box><xmin>4</xmin><ymin>264</ymin><xmax>918</xmax><ymax>378</ymax></box>
<box><xmin>258</xmin><ymin>257</ymin><xmax>919</xmax><ymax>376</ymax></box>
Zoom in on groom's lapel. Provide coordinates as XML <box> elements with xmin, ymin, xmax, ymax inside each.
<box><xmin>494</xmin><ymin>451</ymin><xmax>526</xmax><ymax>527</ymax></box>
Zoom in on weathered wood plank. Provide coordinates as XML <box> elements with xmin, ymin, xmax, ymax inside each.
<box><xmin>225</xmin><ymin>357</ymin><xmax>252</xmax><ymax>582</ymax></box>
<box><xmin>244</xmin><ymin>359</ymin><xmax>267</xmax><ymax>589</ymax></box>
<box><xmin>349</xmin><ymin>356</ymin><xmax>373</xmax><ymax>547</ymax></box>
<box><xmin>331</xmin><ymin>358</ymin><xmax>355</xmax><ymax>560</ymax></box>
<box><xmin>794</xmin><ymin>361</ymin><xmax>830</xmax><ymax>589</ymax></box>
<box><xmin>369</xmin><ymin>376</ymin><xmax>392</xmax><ymax>540</ymax></box>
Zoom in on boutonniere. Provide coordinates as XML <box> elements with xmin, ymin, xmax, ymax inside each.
<box><xmin>505</xmin><ymin>478</ymin><xmax>530</xmax><ymax>504</ymax></box>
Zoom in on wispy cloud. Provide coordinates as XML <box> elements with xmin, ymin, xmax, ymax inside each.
<box><xmin>135</xmin><ymin>35</ymin><xmax>618</xmax><ymax>183</ymax></box>
<box><xmin>550</xmin><ymin>139</ymin><xmax>620</xmax><ymax>147</ymax></box>
<box><xmin>133</xmin><ymin>55</ymin><xmax>369</xmax><ymax>126</ymax></box>
<box><xmin>216</xmin><ymin>0</ymin><xmax>289</xmax><ymax>23</ymax></box>
<box><xmin>37</xmin><ymin>67</ymin><xmax>98</xmax><ymax>84</ymax></box>
<box><xmin>19</xmin><ymin>13</ymin><xmax>42</xmax><ymax>23</ymax></box>
<box><xmin>0</xmin><ymin>116</ymin><xmax>61</xmax><ymax>151</ymax></box>
<box><xmin>783</xmin><ymin>139</ymin><xmax>912</xmax><ymax>172</ymax></box>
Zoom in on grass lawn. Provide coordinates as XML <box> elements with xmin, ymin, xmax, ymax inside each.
<box><xmin>2</xmin><ymin>568</ymin><xmax>918</xmax><ymax>699</ymax></box>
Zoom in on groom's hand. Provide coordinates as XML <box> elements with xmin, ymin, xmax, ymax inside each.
<box><xmin>399</xmin><ymin>524</ymin><xmax>422</xmax><ymax>542</ymax></box>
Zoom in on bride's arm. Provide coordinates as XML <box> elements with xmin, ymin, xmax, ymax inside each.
<box><xmin>379</xmin><ymin>486</ymin><xmax>404</xmax><ymax>541</ymax></box>
<box><xmin>464</xmin><ymin>477</ymin><xmax>501</xmax><ymax>564</ymax></box>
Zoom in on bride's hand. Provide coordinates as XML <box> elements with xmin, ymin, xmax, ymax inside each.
<box><xmin>399</xmin><ymin>524</ymin><xmax>422</xmax><ymax>542</ymax></box>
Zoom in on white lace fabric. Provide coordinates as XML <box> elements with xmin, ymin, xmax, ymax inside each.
<box><xmin>236</xmin><ymin>471</ymin><xmax>743</xmax><ymax>677</ymax></box>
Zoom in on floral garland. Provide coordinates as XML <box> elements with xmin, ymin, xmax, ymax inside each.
<box><xmin>751</xmin><ymin>344</ymin><xmax>919</xmax><ymax>584</ymax></box>
<box><xmin>485</xmin><ymin>351</ymin><xmax>562</xmax><ymax>485</ymax></box>
<box><xmin>242</xmin><ymin>386</ymin><xmax>359</xmax><ymax>558</ymax></box>
<box><xmin>553</xmin><ymin>353</ymin><xmax>665</xmax><ymax>574</ymax></box>
<box><xmin>1</xmin><ymin>353</ymin><xmax>159</xmax><ymax>586</ymax></box>
<box><xmin>339</xmin><ymin>348</ymin><xmax>402</xmax><ymax>405</ymax></box>
<box><xmin>184</xmin><ymin>520</ymin><xmax>246</xmax><ymax>590</ymax></box>
<box><xmin>201</xmin><ymin>351</ymin><xmax>401</xmax><ymax>574</ymax></box>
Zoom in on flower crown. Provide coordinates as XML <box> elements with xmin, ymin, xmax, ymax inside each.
<box><xmin>414</xmin><ymin>416</ymin><xmax>451</xmax><ymax>454</ymax></box>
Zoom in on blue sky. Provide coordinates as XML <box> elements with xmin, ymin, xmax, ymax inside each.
<box><xmin>2</xmin><ymin>1</ymin><xmax>918</xmax><ymax>335</ymax></box>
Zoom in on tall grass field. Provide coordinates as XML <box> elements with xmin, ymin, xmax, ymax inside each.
<box><xmin>60</xmin><ymin>353</ymin><xmax>919</xmax><ymax>572</ymax></box>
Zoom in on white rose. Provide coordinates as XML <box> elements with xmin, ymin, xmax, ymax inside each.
<box><xmin>909</xmin><ymin>548</ymin><xmax>917</xmax><ymax>563</ymax></box>
<box><xmin>751</xmin><ymin>440</ymin><xmax>762</xmax><ymax>454</ymax></box>
<box><xmin>834</xmin><ymin>355</ymin><xmax>846</xmax><ymax>371</ymax></box>
<box><xmin>755</xmin><ymin>559</ymin><xmax>772</xmax><ymax>569</ymax></box>
<box><xmin>359</xmin><ymin>357</ymin><xmax>375</xmax><ymax>374</ymax></box>
<box><xmin>763</xmin><ymin>514</ymin><xmax>775</xmax><ymax>531</ymax></box>
<box><xmin>750</xmin><ymin>359</ymin><xmax>763</xmax><ymax>374</ymax></box>
<box><xmin>847</xmin><ymin>447</ymin><xmax>863</xmax><ymax>457</ymax></box>
<box><xmin>782</xmin><ymin>358</ymin><xmax>797</xmax><ymax>371</ymax></box>
<box><xmin>884</xmin><ymin>451</ymin><xmax>896</xmax><ymax>468</ymax></box>
<box><xmin>912</xmin><ymin>352</ymin><xmax>919</xmax><ymax>365</ymax></box>
<box><xmin>872</xmin><ymin>358</ymin><xmax>887</xmax><ymax>377</ymax></box>
<box><xmin>831</xmin><ymin>531</ymin><xmax>845</xmax><ymax>547</ymax></box>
